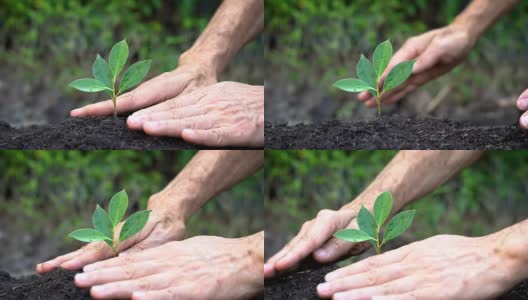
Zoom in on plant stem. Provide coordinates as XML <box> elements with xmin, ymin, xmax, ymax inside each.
<box><xmin>112</xmin><ymin>79</ymin><xmax>117</xmax><ymax>120</ymax></box>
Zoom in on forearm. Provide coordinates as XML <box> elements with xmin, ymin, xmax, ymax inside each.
<box><xmin>179</xmin><ymin>0</ymin><xmax>263</xmax><ymax>77</ymax></box>
<box><xmin>149</xmin><ymin>150</ymin><xmax>263</xmax><ymax>222</ymax></box>
<box><xmin>452</xmin><ymin>0</ymin><xmax>518</xmax><ymax>42</ymax></box>
<box><xmin>346</xmin><ymin>150</ymin><xmax>483</xmax><ymax>211</ymax></box>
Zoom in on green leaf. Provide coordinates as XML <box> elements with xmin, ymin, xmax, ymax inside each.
<box><xmin>92</xmin><ymin>204</ymin><xmax>113</xmax><ymax>240</ymax></box>
<box><xmin>382</xmin><ymin>210</ymin><xmax>415</xmax><ymax>244</ymax></box>
<box><xmin>109</xmin><ymin>190</ymin><xmax>128</xmax><ymax>226</ymax></box>
<box><xmin>334</xmin><ymin>229</ymin><xmax>375</xmax><ymax>243</ymax></box>
<box><xmin>93</xmin><ymin>54</ymin><xmax>113</xmax><ymax>89</ymax></box>
<box><xmin>383</xmin><ymin>60</ymin><xmax>415</xmax><ymax>93</ymax></box>
<box><xmin>109</xmin><ymin>40</ymin><xmax>129</xmax><ymax>78</ymax></box>
<box><xmin>357</xmin><ymin>205</ymin><xmax>377</xmax><ymax>239</ymax></box>
<box><xmin>119</xmin><ymin>210</ymin><xmax>151</xmax><ymax>242</ymax></box>
<box><xmin>334</xmin><ymin>78</ymin><xmax>376</xmax><ymax>93</ymax></box>
<box><xmin>69</xmin><ymin>78</ymin><xmax>111</xmax><ymax>92</ymax></box>
<box><xmin>69</xmin><ymin>229</ymin><xmax>112</xmax><ymax>243</ymax></box>
<box><xmin>118</xmin><ymin>60</ymin><xmax>151</xmax><ymax>94</ymax></box>
<box><xmin>357</xmin><ymin>55</ymin><xmax>377</xmax><ymax>89</ymax></box>
<box><xmin>374</xmin><ymin>191</ymin><xmax>393</xmax><ymax>228</ymax></box>
<box><xmin>373</xmin><ymin>40</ymin><xmax>393</xmax><ymax>77</ymax></box>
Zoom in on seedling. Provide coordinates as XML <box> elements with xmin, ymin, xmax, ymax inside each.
<box><xmin>334</xmin><ymin>191</ymin><xmax>415</xmax><ymax>254</ymax></box>
<box><xmin>69</xmin><ymin>190</ymin><xmax>151</xmax><ymax>256</ymax></box>
<box><xmin>334</xmin><ymin>40</ymin><xmax>415</xmax><ymax>115</ymax></box>
<box><xmin>69</xmin><ymin>40</ymin><xmax>151</xmax><ymax>119</ymax></box>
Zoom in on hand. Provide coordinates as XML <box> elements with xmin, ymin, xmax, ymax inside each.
<box><xmin>318</xmin><ymin>234</ymin><xmax>526</xmax><ymax>300</ymax></box>
<box><xmin>74</xmin><ymin>235</ymin><xmax>263</xmax><ymax>300</ymax></box>
<box><xmin>264</xmin><ymin>204</ymin><xmax>372</xmax><ymax>279</ymax></box>
<box><xmin>126</xmin><ymin>81</ymin><xmax>264</xmax><ymax>147</ymax></box>
<box><xmin>358</xmin><ymin>25</ymin><xmax>477</xmax><ymax>108</ymax></box>
<box><xmin>36</xmin><ymin>204</ymin><xmax>185</xmax><ymax>274</ymax></box>
<box><xmin>70</xmin><ymin>63</ymin><xmax>217</xmax><ymax>117</ymax></box>
<box><xmin>516</xmin><ymin>88</ymin><xmax>528</xmax><ymax>130</ymax></box>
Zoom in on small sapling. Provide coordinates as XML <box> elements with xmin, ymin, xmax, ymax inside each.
<box><xmin>334</xmin><ymin>191</ymin><xmax>415</xmax><ymax>254</ymax></box>
<box><xmin>69</xmin><ymin>40</ymin><xmax>151</xmax><ymax>119</ymax></box>
<box><xmin>334</xmin><ymin>40</ymin><xmax>415</xmax><ymax>115</ymax></box>
<box><xmin>69</xmin><ymin>189</ymin><xmax>151</xmax><ymax>256</ymax></box>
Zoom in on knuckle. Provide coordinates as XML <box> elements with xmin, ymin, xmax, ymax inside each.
<box><xmin>366</xmin><ymin>273</ymin><xmax>378</xmax><ymax>286</ymax></box>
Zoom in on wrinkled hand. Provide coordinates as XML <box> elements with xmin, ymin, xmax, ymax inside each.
<box><xmin>358</xmin><ymin>25</ymin><xmax>476</xmax><ymax>107</ymax></box>
<box><xmin>516</xmin><ymin>88</ymin><xmax>528</xmax><ymax>130</ymax></box>
<box><xmin>126</xmin><ymin>81</ymin><xmax>264</xmax><ymax>147</ymax></box>
<box><xmin>318</xmin><ymin>234</ymin><xmax>525</xmax><ymax>300</ymax></box>
<box><xmin>36</xmin><ymin>208</ymin><xmax>185</xmax><ymax>274</ymax></box>
<box><xmin>75</xmin><ymin>235</ymin><xmax>263</xmax><ymax>300</ymax></box>
<box><xmin>70</xmin><ymin>63</ymin><xmax>217</xmax><ymax>117</ymax></box>
<box><xmin>264</xmin><ymin>205</ymin><xmax>371</xmax><ymax>279</ymax></box>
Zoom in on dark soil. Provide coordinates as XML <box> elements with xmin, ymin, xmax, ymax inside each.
<box><xmin>0</xmin><ymin>116</ymin><xmax>251</xmax><ymax>150</ymax></box>
<box><xmin>265</xmin><ymin>117</ymin><xmax>528</xmax><ymax>150</ymax></box>
<box><xmin>0</xmin><ymin>269</ymin><xmax>90</xmax><ymax>300</ymax></box>
<box><xmin>265</xmin><ymin>263</ymin><xmax>528</xmax><ymax>300</ymax></box>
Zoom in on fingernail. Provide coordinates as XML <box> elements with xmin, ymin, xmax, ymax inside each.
<box><xmin>518</xmin><ymin>98</ymin><xmax>528</xmax><ymax>110</ymax></box>
<box><xmin>71</xmin><ymin>108</ymin><xmax>83</xmax><ymax>116</ymax></box>
<box><xmin>325</xmin><ymin>272</ymin><xmax>337</xmax><ymax>281</ymax></box>
<box><xmin>317</xmin><ymin>283</ymin><xmax>330</xmax><ymax>294</ymax></box>
<box><xmin>314</xmin><ymin>249</ymin><xmax>328</xmax><ymax>259</ymax></box>
<box><xmin>75</xmin><ymin>273</ymin><xmax>88</xmax><ymax>284</ymax></box>
<box><xmin>182</xmin><ymin>129</ymin><xmax>194</xmax><ymax>137</ymax></box>
<box><xmin>127</xmin><ymin>116</ymin><xmax>142</xmax><ymax>126</ymax></box>
<box><xmin>83</xmin><ymin>264</ymin><xmax>94</xmax><ymax>272</ymax></box>
<box><xmin>91</xmin><ymin>285</ymin><xmax>106</xmax><ymax>296</ymax></box>
<box><xmin>133</xmin><ymin>291</ymin><xmax>147</xmax><ymax>300</ymax></box>
<box><xmin>521</xmin><ymin>115</ymin><xmax>528</xmax><ymax>129</ymax></box>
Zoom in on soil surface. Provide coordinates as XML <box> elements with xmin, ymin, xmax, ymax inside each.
<box><xmin>265</xmin><ymin>263</ymin><xmax>528</xmax><ymax>300</ymax></box>
<box><xmin>0</xmin><ymin>116</ymin><xmax>249</xmax><ymax>150</ymax></box>
<box><xmin>0</xmin><ymin>269</ymin><xmax>90</xmax><ymax>300</ymax></box>
<box><xmin>265</xmin><ymin>117</ymin><xmax>528</xmax><ymax>150</ymax></box>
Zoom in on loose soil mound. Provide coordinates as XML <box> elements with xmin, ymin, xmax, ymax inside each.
<box><xmin>265</xmin><ymin>117</ymin><xmax>528</xmax><ymax>150</ymax></box>
<box><xmin>265</xmin><ymin>263</ymin><xmax>528</xmax><ymax>300</ymax></box>
<box><xmin>0</xmin><ymin>269</ymin><xmax>90</xmax><ymax>300</ymax></box>
<box><xmin>0</xmin><ymin>117</ymin><xmax>249</xmax><ymax>150</ymax></box>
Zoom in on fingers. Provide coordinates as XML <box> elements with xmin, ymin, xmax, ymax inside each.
<box><xmin>274</xmin><ymin>210</ymin><xmax>349</xmax><ymax>272</ymax></box>
<box><xmin>132</xmin><ymin>285</ymin><xmax>199</xmax><ymax>300</ymax></box>
<box><xmin>317</xmin><ymin>263</ymin><xmax>408</xmax><ymax>298</ymax></box>
<box><xmin>84</xmin><ymin>248</ymin><xmax>157</xmax><ymax>272</ymax></box>
<box><xmin>143</xmin><ymin>117</ymin><xmax>214</xmax><ymax>137</ymax></box>
<box><xmin>332</xmin><ymin>277</ymin><xmax>415</xmax><ymax>300</ymax></box>
<box><xmin>517</xmin><ymin>89</ymin><xmax>528</xmax><ymax>111</ymax></box>
<box><xmin>181</xmin><ymin>128</ymin><xmax>226</xmax><ymax>147</ymax></box>
<box><xmin>71</xmin><ymin>72</ymin><xmax>184</xmax><ymax>117</ymax></box>
<box><xmin>75</xmin><ymin>261</ymin><xmax>162</xmax><ymax>287</ymax></box>
<box><xmin>90</xmin><ymin>273</ymin><xmax>170</xmax><ymax>299</ymax></box>
<box><xmin>314</xmin><ymin>235</ymin><xmax>369</xmax><ymax>263</ymax></box>
<box><xmin>127</xmin><ymin>105</ymin><xmax>204</xmax><ymax>130</ymax></box>
<box><xmin>132</xmin><ymin>89</ymin><xmax>206</xmax><ymax>117</ymax></box>
<box><xmin>324</xmin><ymin>247</ymin><xmax>408</xmax><ymax>281</ymax></box>
<box><xmin>36</xmin><ymin>249</ymin><xmax>83</xmax><ymax>274</ymax></box>
<box><xmin>264</xmin><ymin>228</ymin><xmax>307</xmax><ymax>278</ymax></box>
<box><xmin>37</xmin><ymin>242</ymin><xmax>112</xmax><ymax>274</ymax></box>
<box><xmin>520</xmin><ymin>110</ymin><xmax>528</xmax><ymax>130</ymax></box>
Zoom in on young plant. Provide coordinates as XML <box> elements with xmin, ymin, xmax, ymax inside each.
<box><xmin>334</xmin><ymin>191</ymin><xmax>415</xmax><ymax>254</ymax></box>
<box><xmin>69</xmin><ymin>190</ymin><xmax>151</xmax><ymax>256</ymax></box>
<box><xmin>334</xmin><ymin>40</ymin><xmax>415</xmax><ymax>115</ymax></box>
<box><xmin>69</xmin><ymin>40</ymin><xmax>152</xmax><ymax>119</ymax></box>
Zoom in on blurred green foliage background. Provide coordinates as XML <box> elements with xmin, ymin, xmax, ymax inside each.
<box><xmin>0</xmin><ymin>150</ymin><xmax>262</xmax><ymax>274</ymax></box>
<box><xmin>0</xmin><ymin>0</ymin><xmax>263</xmax><ymax>124</ymax></box>
<box><xmin>264</xmin><ymin>0</ymin><xmax>528</xmax><ymax>122</ymax></box>
<box><xmin>265</xmin><ymin>150</ymin><xmax>528</xmax><ymax>258</ymax></box>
